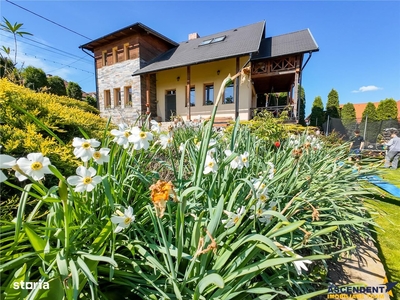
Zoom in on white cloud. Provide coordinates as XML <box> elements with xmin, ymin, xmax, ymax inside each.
<box><xmin>352</xmin><ymin>85</ymin><xmax>382</xmax><ymax>93</ymax></box>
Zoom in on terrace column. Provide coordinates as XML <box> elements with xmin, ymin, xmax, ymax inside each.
<box><xmin>292</xmin><ymin>69</ymin><xmax>300</xmax><ymax>120</ymax></box>
<box><xmin>186</xmin><ymin>66</ymin><xmax>191</xmax><ymax>120</ymax></box>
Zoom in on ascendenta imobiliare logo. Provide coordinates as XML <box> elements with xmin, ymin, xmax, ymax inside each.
<box><xmin>327</xmin><ymin>282</ymin><xmax>398</xmax><ymax>299</ymax></box>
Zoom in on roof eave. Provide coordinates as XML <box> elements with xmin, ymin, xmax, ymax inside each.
<box><xmin>79</xmin><ymin>22</ymin><xmax>178</xmax><ymax>51</ymax></box>
<box><xmin>131</xmin><ymin>53</ymin><xmax>253</xmax><ymax>76</ymax></box>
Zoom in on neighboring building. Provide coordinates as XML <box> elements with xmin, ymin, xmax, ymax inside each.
<box><xmin>80</xmin><ymin>21</ymin><xmax>319</xmax><ymax>124</ymax></box>
<box><xmin>339</xmin><ymin>100</ymin><xmax>400</xmax><ymax>122</ymax></box>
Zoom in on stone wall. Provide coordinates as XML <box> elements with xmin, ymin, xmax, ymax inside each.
<box><xmin>97</xmin><ymin>58</ymin><xmax>142</xmax><ymax>124</ymax></box>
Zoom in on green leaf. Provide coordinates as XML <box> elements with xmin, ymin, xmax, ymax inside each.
<box><xmin>3</xmin><ymin>263</ymin><xmax>27</xmax><ymax>300</ymax></box>
<box><xmin>77</xmin><ymin>252</ymin><xmax>117</xmax><ymax>267</ymax></box>
<box><xmin>76</xmin><ymin>256</ymin><xmax>98</xmax><ymax>285</ymax></box>
<box><xmin>267</xmin><ymin>220</ymin><xmax>305</xmax><ymax>238</ymax></box>
<box><xmin>23</xmin><ymin>223</ymin><xmax>47</xmax><ymax>260</ymax></box>
<box><xmin>56</xmin><ymin>249</ymin><xmax>69</xmax><ymax>280</ymax></box>
<box><xmin>194</xmin><ymin>273</ymin><xmax>224</xmax><ymax>300</ymax></box>
<box><xmin>30</xmin><ymin>278</ymin><xmax>64</xmax><ymax>300</ymax></box>
<box><xmin>69</xmin><ymin>260</ymin><xmax>80</xmax><ymax>300</ymax></box>
<box><xmin>91</xmin><ymin>221</ymin><xmax>112</xmax><ymax>253</ymax></box>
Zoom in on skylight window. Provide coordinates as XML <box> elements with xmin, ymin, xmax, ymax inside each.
<box><xmin>199</xmin><ymin>35</ymin><xmax>226</xmax><ymax>46</ymax></box>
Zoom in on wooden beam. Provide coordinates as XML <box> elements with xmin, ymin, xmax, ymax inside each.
<box><xmin>186</xmin><ymin>66</ymin><xmax>191</xmax><ymax>120</ymax></box>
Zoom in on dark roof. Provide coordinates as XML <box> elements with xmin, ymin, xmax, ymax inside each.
<box><xmin>132</xmin><ymin>21</ymin><xmax>266</xmax><ymax>75</ymax></box>
<box><xmin>79</xmin><ymin>22</ymin><xmax>178</xmax><ymax>51</ymax></box>
<box><xmin>251</xmin><ymin>29</ymin><xmax>319</xmax><ymax>60</ymax></box>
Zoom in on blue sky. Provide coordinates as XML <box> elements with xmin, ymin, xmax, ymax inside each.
<box><xmin>1</xmin><ymin>0</ymin><xmax>399</xmax><ymax>115</ymax></box>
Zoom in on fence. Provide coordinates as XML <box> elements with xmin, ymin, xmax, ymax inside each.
<box><xmin>323</xmin><ymin>116</ymin><xmax>400</xmax><ymax>146</ymax></box>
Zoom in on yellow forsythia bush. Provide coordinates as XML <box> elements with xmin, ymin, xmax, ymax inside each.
<box><xmin>0</xmin><ymin>79</ymin><xmax>109</xmax><ymax>176</ymax></box>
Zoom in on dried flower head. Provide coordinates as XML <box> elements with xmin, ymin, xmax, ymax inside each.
<box><xmin>149</xmin><ymin>180</ymin><xmax>176</xmax><ymax>218</ymax></box>
<box><xmin>292</xmin><ymin>148</ymin><xmax>303</xmax><ymax>159</ymax></box>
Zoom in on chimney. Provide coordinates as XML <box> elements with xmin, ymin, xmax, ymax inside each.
<box><xmin>188</xmin><ymin>33</ymin><xmax>200</xmax><ymax>40</ymax></box>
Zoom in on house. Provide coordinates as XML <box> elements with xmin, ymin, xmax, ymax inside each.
<box><xmin>79</xmin><ymin>21</ymin><xmax>319</xmax><ymax>124</ymax></box>
<box><xmin>339</xmin><ymin>100</ymin><xmax>400</xmax><ymax>122</ymax></box>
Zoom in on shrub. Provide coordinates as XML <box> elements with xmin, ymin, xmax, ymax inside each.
<box><xmin>0</xmin><ymin>79</ymin><xmax>109</xmax><ymax>213</ymax></box>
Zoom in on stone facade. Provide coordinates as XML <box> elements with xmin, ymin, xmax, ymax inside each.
<box><xmin>98</xmin><ymin>58</ymin><xmax>141</xmax><ymax>124</ymax></box>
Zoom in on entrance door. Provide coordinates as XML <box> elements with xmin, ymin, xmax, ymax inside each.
<box><xmin>165</xmin><ymin>90</ymin><xmax>176</xmax><ymax>121</ymax></box>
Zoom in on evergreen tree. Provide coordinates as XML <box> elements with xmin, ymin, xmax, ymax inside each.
<box><xmin>84</xmin><ymin>95</ymin><xmax>97</xmax><ymax>108</ymax></box>
<box><xmin>376</xmin><ymin>98</ymin><xmax>398</xmax><ymax>120</ymax></box>
<box><xmin>21</xmin><ymin>66</ymin><xmax>47</xmax><ymax>91</ymax></box>
<box><xmin>47</xmin><ymin>75</ymin><xmax>67</xmax><ymax>96</ymax></box>
<box><xmin>361</xmin><ymin>102</ymin><xmax>378</xmax><ymax>122</ymax></box>
<box><xmin>326</xmin><ymin>89</ymin><xmax>340</xmax><ymax>118</ymax></box>
<box><xmin>341</xmin><ymin>103</ymin><xmax>356</xmax><ymax>125</ymax></box>
<box><xmin>309</xmin><ymin>96</ymin><xmax>325</xmax><ymax>127</ymax></box>
<box><xmin>67</xmin><ymin>81</ymin><xmax>83</xmax><ymax>100</ymax></box>
<box><xmin>298</xmin><ymin>86</ymin><xmax>306</xmax><ymax>125</ymax></box>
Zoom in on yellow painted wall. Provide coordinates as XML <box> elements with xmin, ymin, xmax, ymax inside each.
<box><xmin>155</xmin><ymin>56</ymin><xmax>252</xmax><ymax>121</ymax></box>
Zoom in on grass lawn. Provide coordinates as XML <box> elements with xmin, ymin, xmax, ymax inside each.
<box><xmin>363</xmin><ymin>168</ymin><xmax>400</xmax><ymax>300</ymax></box>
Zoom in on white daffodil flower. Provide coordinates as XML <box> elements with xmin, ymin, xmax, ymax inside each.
<box><xmin>111</xmin><ymin>206</ymin><xmax>135</xmax><ymax>233</ymax></box>
<box><xmin>67</xmin><ymin>166</ymin><xmax>102</xmax><ymax>192</ymax></box>
<box><xmin>249</xmin><ymin>201</ymin><xmax>266</xmax><ymax>220</ymax></box>
<box><xmin>224</xmin><ymin>150</ymin><xmax>243</xmax><ymax>169</ymax></box>
<box><xmin>241</xmin><ymin>151</ymin><xmax>249</xmax><ymax>168</ymax></box>
<box><xmin>92</xmin><ymin>148</ymin><xmax>110</xmax><ymax>164</ymax></box>
<box><xmin>111</xmin><ymin>123</ymin><xmax>131</xmax><ymax>149</ymax></box>
<box><xmin>222</xmin><ymin>206</ymin><xmax>245</xmax><ymax>228</ymax></box>
<box><xmin>203</xmin><ymin>154</ymin><xmax>218</xmax><ymax>174</ymax></box>
<box><xmin>267</xmin><ymin>162</ymin><xmax>275</xmax><ymax>180</ymax></box>
<box><xmin>280</xmin><ymin>245</ymin><xmax>312</xmax><ymax>276</ymax></box>
<box><xmin>159</xmin><ymin>133</ymin><xmax>173</xmax><ymax>149</ymax></box>
<box><xmin>0</xmin><ymin>154</ymin><xmax>16</xmax><ymax>182</ymax></box>
<box><xmin>257</xmin><ymin>189</ymin><xmax>269</xmax><ymax>202</ymax></box>
<box><xmin>16</xmin><ymin>153</ymin><xmax>52</xmax><ymax>181</ymax></box>
<box><xmin>252</xmin><ymin>177</ymin><xmax>267</xmax><ymax>193</ymax></box>
<box><xmin>258</xmin><ymin>201</ymin><xmax>277</xmax><ymax>224</ymax></box>
<box><xmin>72</xmin><ymin>137</ymin><xmax>101</xmax><ymax>162</ymax></box>
<box><xmin>178</xmin><ymin>143</ymin><xmax>185</xmax><ymax>152</ymax></box>
<box><xmin>150</xmin><ymin>120</ymin><xmax>161</xmax><ymax>134</ymax></box>
<box><xmin>128</xmin><ymin>127</ymin><xmax>153</xmax><ymax>150</ymax></box>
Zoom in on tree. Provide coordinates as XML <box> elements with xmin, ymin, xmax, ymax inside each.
<box><xmin>21</xmin><ymin>66</ymin><xmax>47</xmax><ymax>91</ymax></box>
<box><xmin>376</xmin><ymin>98</ymin><xmax>398</xmax><ymax>120</ymax></box>
<box><xmin>0</xmin><ymin>18</ymin><xmax>32</xmax><ymax>82</ymax></box>
<box><xmin>47</xmin><ymin>75</ymin><xmax>67</xmax><ymax>96</ymax></box>
<box><xmin>67</xmin><ymin>81</ymin><xmax>82</xmax><ymax>100</ymax></box>
<box><xmin>326</xmin><ymin>89</ymin><xmax>340</xmax><ymax>118</ymax></box>
<box><xmin>361</xmin><ymin>102</ymin><xmax>378</xmax><ymax>122</ymax></box>
<box><xmin>0</xmin><ymin>57</ymin><xmax>15</xmax><ymax>78</ymax></box>
<box><xmin>298</xmin><ymin>86</ymin><xmax>306</xmax><ymax>125</ymax></box>
<box><xmin>84</xmin><ymin>95</ymin><xmax>97</xmax><ymax>108</ymax></box>
<box><xmin>309</xmin><ymin>96</ymin><xmax>325</xmax><ymax>127</ymax></box>
<box><xmin>341</xmin><ymin>103</ymin><xmax>356</xmax><ymax>125</ymax></box>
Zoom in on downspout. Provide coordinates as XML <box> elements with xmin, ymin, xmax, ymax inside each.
<box><xmin>297</xmin><ymin>51</ymin><xmax>313</xmax><ymax>122</ymax></box>
<box><xmin>81</xmin><ymin>47</ymin><xmax>99</xmax><ymax>110</ymax></box>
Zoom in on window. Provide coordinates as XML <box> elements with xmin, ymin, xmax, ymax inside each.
<box><xmin>186</xmin><ymin>86</ymin><xmax>196</xmax><ymax>107</ymax></box>
<box><xmin>223</xmin><ymin>82</ymin><xmax>234</xmax><ymax>104</ymax></box>
<box><xmin>190</xmin><ymin>86</ymin><xmax>195</xmax><ymax>106</ymax></box>
<box><xmin>199</xmin><ymin>35</ymin><xmax>226</xmax><ymax>46</ymax></box>
<box><xmin>124</xmin><ymin>86</ymin><xmax>132</xmax><ymax>106</ymax></box>
<box><xmin>102</xmin><ymin>51</ymin><xmax>108</xmax><ymax>66</ymax></box>
<box><xmin>114</xmin><ymin>88</ymin><xmax>121</xmax><ymax>107</ymax></box>
<box><xmin>204</xmin><ymin>84</ymin><xmax>214</xmax><ymax>105</ymax></box>
<box><xmin>104</xmin><ymin>90</ymin><xmax>111</xmax><ymax>108</ymax></box>
<box><xmin>112</xmin><ymin>47</ymin><xmax>118</xmax><ymax>63</ymax></box>
<box><xmin>124</xmin><ymin>43</ymin><xmax>130</xmax><ymax>60</ymax></box>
